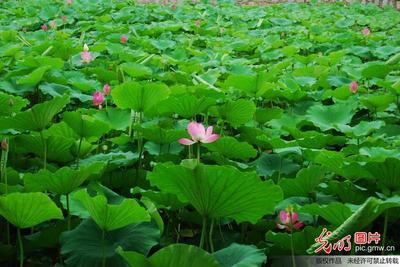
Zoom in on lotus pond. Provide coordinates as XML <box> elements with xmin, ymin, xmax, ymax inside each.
<box><xmin>0</xmin><ymin>0</ymin><xmax>400</xmax><ymax>266</ymax></box>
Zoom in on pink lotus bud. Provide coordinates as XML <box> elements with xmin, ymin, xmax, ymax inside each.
<box><xmin>50</xmin><ymin>20</ymin><xmax>57</xmax><ymax>29</ymax></box>
<box><xmin>93</xmin><ymin>92</ymin><xmax>104</xmax><ymax>108</ymax></box>
<box><xmin>103</xmin><ymin>84</ymin><xmax>111</xmax><ymax>96</ymax></box>
<box><xmin>41</xmin><ymin>24</ymin><xmax>48</xmax><ymax>31</ymax></box>
<box><xmin>66</xmin><ymin>0</ymin><xmax>73</xmax><ymax>5</ymax></box>
<box><xmin>120</xmin><ymin>35</ymin><xmax>128</xmax><ymax>44</ymax></box>
<box><xmin>362</xmin><ymin>27</ymin><xmax>370</xmax><ymax>36</ymax></box>
<box><xmin>171</xmin><ymin>3</ymin><xmax>177</xmax><ymax>9</ymax></box>
<box><xmin>1</xmin><ymin>139</ymin><xmax>8</xmax><ymax>151</ymax></box>
<box><xmin>62</xmin><ymin>16</ymin><xmax>67</xmax><ymax>24</ymax></box>
<box><xmin>349</xmin><ymin>81</ymin><xmax>358</xmax><ymax>94</ymax></box>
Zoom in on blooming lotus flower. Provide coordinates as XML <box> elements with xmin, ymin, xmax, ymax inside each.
<box><xmin>1</xmin><ymin>139</ymin><xmax>8</xmax><ymax>151</ymax></box>
<box><xmin>178</xmin><ymin>122</ymin><xmax>219</xmax><ymax>145</ymax></box>
<box><xmin>277</xmin><ymin>208</ymin><xmax>304</xmax><ymax>231</ymax></box>
<box><xmin>93</xmin><ymin>92</ymin><xmax>104</xmax><ymax>108</ymax></box>
<box><xmin>103</xmin><ymin>84</ymin><xmax>111</xmax><ymax>96</ymax></box>
<box><xmin>41</xmin><ymin>24</ymin><xmax>48</xmax><ymax>31</ymax></box>
<box><xmin>349</xmin><ymin>81</ymin><xmax>358</xmax><ymax>94</ymax></box>
<box><xmin>81</xmin><ymin>43</ymin><xmax>92</xmax><ymax>63</ymax></box>
<box><xmin>120</xmin><ymin>35</ymin><xmax>128</xmax><ymax>44</ymax></box>
<box><xmin>362</xmin><ymin>27</ymin><xmax>370</xmax><ymax>36</ymax></box>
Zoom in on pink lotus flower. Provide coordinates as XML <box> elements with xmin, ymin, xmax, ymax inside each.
<box><xmin>178</xmin><ymin>122</ymin><xmax>219</xmax><ymax>145</ymax></box>
<box><xmin>349</xmin><ymin>81</ymin><xmax>358</xmax><ymax>94</ymax></box>
<box><xmin>93</xmin><ymin>92</ymin><xmax>104</xmax><ymax>108</ymax></box>
<box><xmin>66</xmin><ymin>0</ymin><xmax>73</xmax><ymax>5</ymax></box>
<box><xmin>81</xmin><ymin>43</ymin><xmax>92</xmax><ymax>63</ymax></box>
<box><xmin>362</xmin><ymin>27</ymin><xmax>370</xmax><ymax>36</ymax></box>
<box><xmin>41</xmin><ymin>24</ymin><xmax>48</xmax><ymax>31</ymax></box>
<box><xmin>120</xmin><ymin>35</ymin><xmax>128</xmax><ymax>44</ymax></box>
<box><xmin>277</xmin><ymin>209</ymin><xmax>304</xmax><ymax>231</ymax></box>
<box><xmin>171</xmin><ymin>3</ymin><xmax>177</xmax><ymax>9</ymax></box>
<box><xmin>103</xmin><ymin>84</ymin><xmax>111</xmax><ymax>96</ymax></box>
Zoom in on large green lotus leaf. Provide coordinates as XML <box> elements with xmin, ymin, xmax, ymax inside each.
<box><xmin>360</xmin><ymin>95</ymin><xmax>396</xmax><ymax>112</ymax></box>
<box><xmin>306</xmin><ymin>101</ymin><xmax>356</xmax><ymax>131</ymax></box>
<box><xmin>61</xmin><ymin>219</ymin><xmax>159</xmax><ymax>267</ymax></box>
<box><xmin>214</xmin><ymin>243</ymin><xmax>266</xmax><ymax>267</ymax></box>
<box><xmin>365</xmin><ymin>158</ymin><xmax>400</xmax><ymax>192</ymax></box>
<box><xmin>278</xmin><ymin>166</ymin><xmax>326</xmax><ymax>198</ymax></box>
<box><xmin>337</xmin><ymin>120</ymin><xmax>385</xmax><ymax>138</ymax></box>
<box><xmin>266</xmin><ymin>226</ymin><xmax>323</xmax><ymax>255</ymax></box>
<box><xmin>157</xmin><ymin>95</ymin><xmax>215</xmax><ymax>118</ymax></box>
<box><xmin>307</xmin><ymin>197</ymin><xmax>400</xmax><ymax>254</ymax></box>
<box><xmin>93</xmin><ymin>108</ymin><xmax>131</xmax><ymax>131</ymax></box>
<box><xmin>203</xmin><ymin>136</ymin><xmax>257</xmax><ymax>161</ymax></box>
<box><xmin>0</xmin><ymin>92</ymin><xmax>29</xmax><ymax>116</ymax></box>
<box><xmin>74</xmin><ymin>189</ymin><xmax>150</xmax><ymax>231</ymax></box>
<box><xmin>39</xmin><ymin>83</ymin><xmax>92</xmax><ymax>102</ymax></box>
<box><xmin>300</xmin><ymin>202</ymin><xmax>352</xmax><ymax>227</ymax></box>
<box><xmin>255</xmin><ymin>107</ymin><xmax>283</xmax><ymax>124</ymax></box>
<box><xmin>218</xmin><ymin>99</ymin><xmax>256</xmax><ymax>127</ymax></box>
<box><xmin>148</xmin><ymin>163</ymin><xmax>283</xmax><ymax>223</ymax></box>
<box><xmin>138</xmin><ymin>126</ymin><xmax>185</xmax><ymax>145</ymax></box>
<box><xmin>79</xmin><ymin>151</ymin><xmax>139</xmax><ymax>168</ymax></box>
<box><xmin>24</xmin><ymin>162</ymin><xmax>104</xmax><ymax>195</ymax></box>
<box><xmin>0</xmin><ymin>192</ymin><xmax>63</xmax><ymax>228</ymax></box>
<box><xmin>16</xmin><ymin>65</ymin><xmax>51</xmax><ymax>86</ymax></box>
<box><xmin>121</xmin><ymin>62</ymin><xmax>152</xmax><ymax>79</ymax></box>
<box><xmin>361</xmin><ymin>63</ymin><xmax>391</xmax><ymax>79</ymax></box>
<box><xmin>0</xmin><ymin>95</ymin><xmax>70</xmax><ymax>132</ymax></box>
<box><xmin>253</xmin><ymin>153</ymin><xmax>300</xmax><ymax>177</ymax></box>
<box><xmin>223</xmin><ymin>73</ymin><xmax>268</xmax><ymax>95</ymax></box>
<box><xmin>14</xmin><ymin>132</ymin><xmax>75</xmax><ymax>163</ymax></box>
<box><xmin>327</xmin><ymin>181</ymin><xmax>370</xmax><ymax>205</ymax></box>
<box><xmin>63</xmin><ymin>111</ymin><xmax>110</xmax><ymax>139</ymax></box>
<box><xmin>111</xmin><ymin>81</ymin><xmax>169</xmax><ymax>112</ymax></box>
<box><xmin>118</xmin><ymin>244</ymin><xmax>219</xmax><ymax>267</ymax></box>
<box><xmin>359</xmin><ymin>147</ymin><xmax>400</xmax><ymax>162</ymax></box>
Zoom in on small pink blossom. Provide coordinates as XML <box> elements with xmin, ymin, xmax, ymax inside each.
<box><xmin>349</xmin><ymin>81</ymin><xmax>358</xmax><ymax>94</ymax></box>
<box><xmin>66</xmin><ymin>0</ymin><xmax>73</xmax><ymax>5</ymax></box>
<box><xmin>277</xmin><ymin>208</ymin><xmax>304</xmax><ymax>232</ymax></box>
<box><xmin>93</xmin><ymin>92</ymin><xmax>104</xmax><ymax>108</ymax></box>
<box><xmin>120</xmin><ymin>35</ymin><xmax>128</xmax><ymax>44</ymax></box>
<box><xmin>171</xmin><ymin>3</ymin><xmax>177</xmax><ymax>9</ymax></box>
<box><xmin>362</xmin><ymin>27</ymin><xmax>370</xmax><ymax>36</ymax></box>
<box><xmin>41</xmin><ymin>24</ymin><xmax>48</xmax><ymax>31</ymax></box>
<box><xmin>178</xmin><ymin>122</ymin><xmax>220</xmax><ymax>145</ymax></box>
<box><xmin>103</xmin><ymin>84</ymin><xmax>111</xmax><ymax>96</ymax></box>
<box><xmin>81</xmin><ymin>44</ymin><xmax>92</xmax><ymax>63</ymax></box>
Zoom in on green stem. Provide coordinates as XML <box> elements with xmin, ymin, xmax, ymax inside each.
<box><xmin>199</xmin><ymin>217</ymin><xmax>207</xmax><ymax>249</ymax></box>
<box><xmin>137</xmin><ymin>112</ymin><xmax>143</xmax><ymax>175</ymax></box>
<box><xmin>382</xmin><ymin>210</ymin><xmax>389</xmax><ymax>255</ymax></box>
<box><xmin>188</xmin><ymin>145</ymin><xmax>192</xmax><ymax>159</ymax></box>
<box><xmin>197</xmin><ymin>143</ymin><xmax>201</xmax><ymax>163</ymax></box>
<box><xmin>40</xmin><ymin>131</ymin><xmax>47</xmax><ymax>170</ymax></box>
<box><xmin>209</xmin><ymin>218</ymin><xmax>214</xmax><ymax>253</ymax></box>
<box><xmin>128</xmin><ymin>109</ymin><xmax>135</xmax><ymax>138</ymax></box>
<box><xmin>1</xmin><ymin>140</ymin><xmax>10</xmax><ymax>244</ymax></box>
<box><xmin>76</xmin><ymin>136</ymin><xmax>83</xmax><ymax>169</ymax></box>
<box><xmin>17</xmin><ymin>228</ymin><xmax>24</xmax><ymax>267</ymax></box>
<box><xmin>102</xmin><ymin>229</ymin><xmax>106</xmax><ymax>267</ymax></box>
<box><xmin>66</xmin><ymin>194</ymin><xmax>71</xmax><ymax>231</ymax></box>
<box><xmin>290</xmin><ymin>231</ymin><xmax>296</xmax><ymax>267</ymax></box>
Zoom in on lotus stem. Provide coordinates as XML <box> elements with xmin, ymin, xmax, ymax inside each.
<box><xmin>76</xmin><ymin>136</ymin><xmax>83</xmax><ymax>169</ymax></box>
<box><xmin>1</xmin><ymin>138</ymin><xmax>10</xmax><ymax>244</ymax></box>
<box><xmin>209</xmin><ymin>218</ymin><xmax>214</xmax><ymax>253</ymax></box>
<box><xmin>102</xmin><ymin>229</ymin><xmax>106</xmax><ymax>267</ymax></box>
<box><xmin>197</xmin><ymin>143</ymin><xmax>201</xmax><ymax>163</ymax></box>
<box><xmin>39</xmin><ymin>131</ymin><xmax>47</xmax><ymax>170</ymax></box>
<box><xmin>382</xmin><ymin>210</ymin><xmax>389</xmax><ymax>255</ymax></box>
<box><xmin>137</xmin><ymin>112</ymin><xmax>144</xmax><ymax>175</ymax></box>
<box><xmin>66</xmin><ymin>194</ymin><xmax>71</xmax><ymax>231</ymax></box>
<box><xmin>17</xmin><ymin>228</ymin><xmax>24</xmax><ymax>267</ymax></box>
<box><xmin>199</xmin><ymin>217</ymin><xmax>207</xmax><ymax>249</ymax></box>
<box><xmin>128</xmin><ymin>109</ymin><xmax>135</xmax><ymax>138</ymax></box>
<box><xmin>289</xmin><ymin>213</ymin><xmax>296</xmax><ymax>267</ymax></box>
